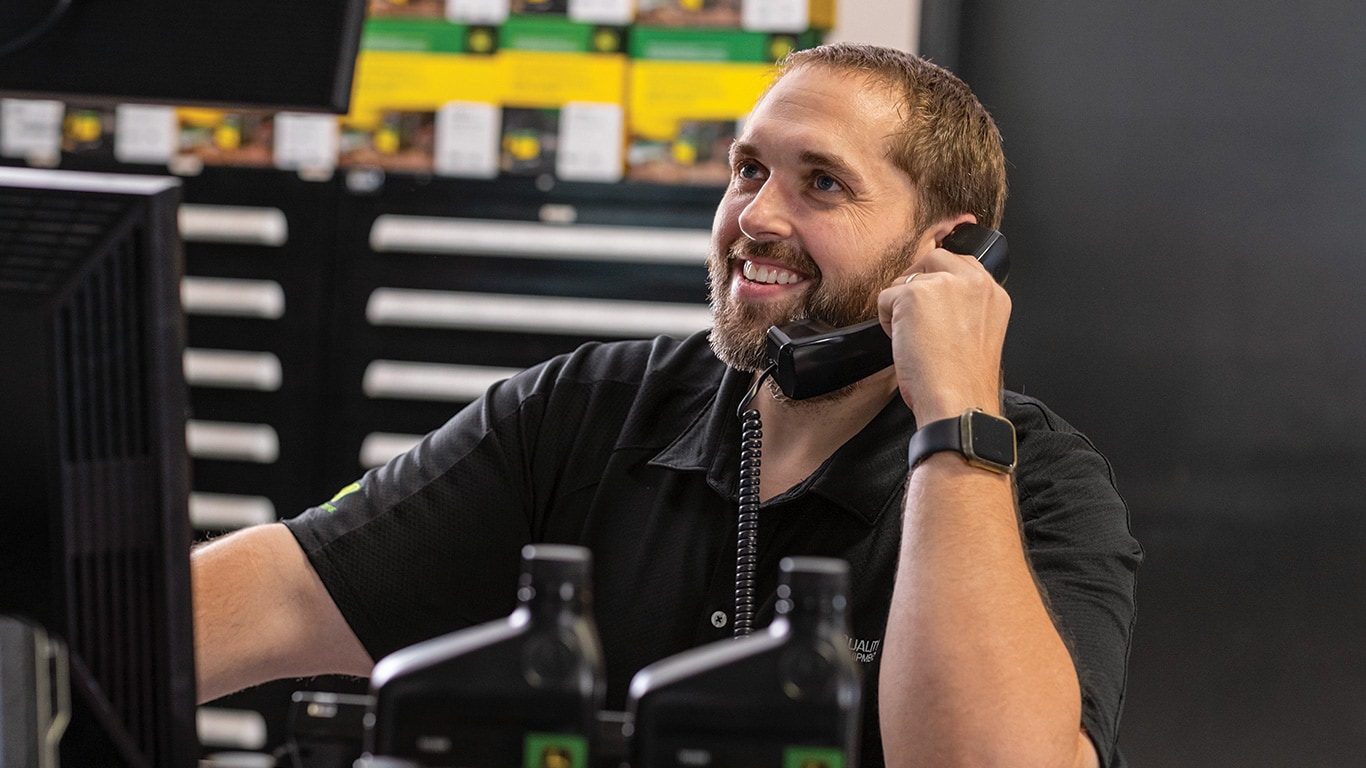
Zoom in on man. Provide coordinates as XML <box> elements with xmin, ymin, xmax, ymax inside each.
<box><xmin>193</xmin><ymin>44</ymin><xmax>1141</xmax><ymax>767</ymax></box>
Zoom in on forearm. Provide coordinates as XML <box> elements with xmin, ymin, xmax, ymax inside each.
<box><xmin>192</xmin><ymin>523</ymin><xmax>374</xmax><ymax>703</ymax></box>
<box><xmin>879</xmin><ymin>455</ymin><xmax>1090</xmax><ymax>768</ymax></box>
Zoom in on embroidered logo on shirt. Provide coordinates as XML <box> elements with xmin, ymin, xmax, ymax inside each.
<box><xmin>845</xmin><ymin>635</ymin><xmax>882</xmax><ymax>664</ymax></box>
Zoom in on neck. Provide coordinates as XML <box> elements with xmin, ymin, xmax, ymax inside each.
<box><xmin>750</xmin><ymin>368</ymin><xmax>899</xmax><ymax>501</ymax></box>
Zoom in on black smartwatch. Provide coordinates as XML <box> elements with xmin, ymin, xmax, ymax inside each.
<box><xmin>907</xmin><ymin>407</ymin><xmax>1017</xmax><ymax>475</ymax></box>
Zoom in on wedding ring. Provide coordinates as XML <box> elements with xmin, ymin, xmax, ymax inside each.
<box><xmin>903</xmin><ymin>272</ymin><xmax>920</xmax><ymax>284</ymax></box>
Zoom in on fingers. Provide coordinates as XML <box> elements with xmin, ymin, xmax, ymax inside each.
<box><xmin>893</xmin><ymin>240</ymin><xmax>995</xmax><ymax>288</ymax></box>
<box><xmin>928</xmin><ymin>242</ymin><xmax>997</xmax><ymax>278</ymax></box>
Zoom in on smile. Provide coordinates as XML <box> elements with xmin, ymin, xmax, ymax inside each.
<box><xmin>741</xmin><ymin>260</ymin><xmax>807</xmax><ymax>285</ymax></box>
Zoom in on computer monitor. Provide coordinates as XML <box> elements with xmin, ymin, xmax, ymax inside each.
<box><xmin>0</xmin><ymin>166</ymin><xmax>198</xmax><ymax>768</ymax></box>
<box><xmin>0</xmin><ymin>0</ymin><xmax>368</xmax><ymax>113</ymax></box>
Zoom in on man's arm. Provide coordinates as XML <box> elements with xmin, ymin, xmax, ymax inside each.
<box><xmin>876</xmin><ymin>226</ymin><xmax>1099</xmax><ymax>768</ymax></box>
<box><xmin>883</xmin><ymin>456</ymin><xmax>1098</xmax><ymax>767</ymax></box>
<box><xmin>192</xmin><ymin>523</ymin><xmax>374</xmax><ymax>703</ymax></box>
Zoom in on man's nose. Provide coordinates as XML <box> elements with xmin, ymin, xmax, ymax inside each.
<box><xmin>737</xmin><ymin>181</ymin><xmax>794</xmax><ymax>242</ymax></box>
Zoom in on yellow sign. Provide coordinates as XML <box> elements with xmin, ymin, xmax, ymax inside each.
<box><xmin>629</xmin><ymin>60</ymin><xmax>776</xmax><ymax>141</ymax></box>
<box><xmin>347</xmin><ymin>50</ymin><xmax>503</xmax><ymax>128</ymax></box>
<box><xmin>499</xmin><ymin>51</ymin><xmax>627</xmax><ymax>109</ymax></box>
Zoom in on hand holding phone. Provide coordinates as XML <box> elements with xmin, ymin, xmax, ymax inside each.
<box><xmin>764</xmin><ymin>223</ymin><xmax>1009</xmax><ymax>400</ymax></box>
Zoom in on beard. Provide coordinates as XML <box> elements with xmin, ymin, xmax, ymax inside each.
<box><xmin>707</xmin><ymin>234</ymin><xmax>920</xmax><ymax>374</ymax></box>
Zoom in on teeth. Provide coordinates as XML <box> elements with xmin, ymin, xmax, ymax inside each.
<box><xmin>742</xmin><ymin>260</ymin><xmax>803</xmax><ymax>285</ymax></box>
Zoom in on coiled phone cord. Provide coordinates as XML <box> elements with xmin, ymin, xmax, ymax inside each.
<box><xmin>733</xmin><ymin>366</ymin><xmax>775</xmax><ymax>637</ymax></box>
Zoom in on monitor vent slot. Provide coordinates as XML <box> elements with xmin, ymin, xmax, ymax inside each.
<box><xmin>0</xmin><ymin>189</ymin><xmax>127</xmax><ymax>295</ymax></box>
<box><xmin>53</xmin><ymin>221</ymin><xmax>168</xmax><ymax>767</ymax></box>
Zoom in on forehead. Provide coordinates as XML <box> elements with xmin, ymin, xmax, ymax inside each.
<box><xmin>738</xmin><ymin>65</ymin><xmax>904</xmax><ymax>171</ymax></box>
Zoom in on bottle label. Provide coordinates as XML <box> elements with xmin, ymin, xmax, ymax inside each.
<box><xmin>524</xmin><ymin>732</ymin><xmax>588</xmax><ymax>768</ymax></box>
<box><xmin>784</xmin><ymin>746</ymin><xmax>845</xmax><ymax>768</ymax></box>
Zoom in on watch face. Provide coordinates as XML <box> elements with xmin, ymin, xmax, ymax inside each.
<box><xmin>964</xmin><ymin>411</ymin><xmax>1017</xmax><ymax>470</ymax></box>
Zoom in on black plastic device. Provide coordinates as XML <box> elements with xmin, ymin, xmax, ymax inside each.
<box><xmin>0</xmin><ymin>0</ymin><xmax>367</xmax><ymax>112</ymax></box>
<box><xmin>284</xmin><ymin>691</ymin><xmax>374</xmax><ymax>768</ymax></box>
<box><xmin>764</xmin><ymin>223</ymin><xmax>1009</xmax><ymax>400</ymax></box>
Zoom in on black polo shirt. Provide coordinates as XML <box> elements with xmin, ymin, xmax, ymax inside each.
<box><xmin>285</xmin><ymin>331</ymin><xmax>1141</xmax><ymax>767</ymax></box>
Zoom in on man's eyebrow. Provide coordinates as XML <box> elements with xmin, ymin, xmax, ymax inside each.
<box><xmin>728</xmin><ymin>140</ymin><xmax>758</xmax><ymax>162</ymax></box>
<box><xmin>798</xmin><ymin>149</ymin><xmax>864</xmax><ymax>185</ymax></box>
<box><xmin>727</xmin><ymin>142</ymin><xmax>867</xmax><ymax>186</ymax></box>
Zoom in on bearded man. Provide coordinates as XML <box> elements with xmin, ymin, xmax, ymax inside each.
<box><xmin>193</xmin><ymin>43</ymin><xmax>1141</xmax><ymax>768</ymax></box>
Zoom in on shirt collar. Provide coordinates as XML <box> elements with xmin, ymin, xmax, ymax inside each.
<box><xmin>650</xmin><ymin>367</ymin><xmax>913</xmax><ymax>526</ymax></box>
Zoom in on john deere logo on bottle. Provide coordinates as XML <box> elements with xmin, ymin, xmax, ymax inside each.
<box><xmin>784</xmin><ymin>746</ymin><xmax>844</xmax><ymax>768</ymax></box>
<box><xmin>525</xmin><ymin>733</ymin><xmax>587</xmax><ymax>768</ymax></box>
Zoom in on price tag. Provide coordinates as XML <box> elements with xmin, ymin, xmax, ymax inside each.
<box><xmin>0</xmin><ymin>99</ymin><xmax>64</xmax><ymax>160</ymax></box>
<box><xmin>742</xmin><ymin>0</ymin><xmax>809</xmax><ymax>32</ymax></box>
<box><xmin>434</xmin><ymin>102</ymin><xmax>501</xmax><ymax>179</ymax></box>
<box><xmin>273</xmin><ymin>113</ymin><xmax>339</xmax><ymax>172</ymax></box>
<box><xmin>556</xmin><ymin>102</ymin><xmax>623</xmax><ymax>183</ymax></box>
<box><xmin>568</xmin><ymin>0</ymin><xmax>634</xmax><ymax>25</ymax></box>
<box><xmin>446</xmin><ymin>0</ymin><xmax>509</xmax><ymax>24</ymax></box>
<box><xmin>115</xmin><ymin>104</ymin><xmax>179</xmax><ymax>165</ymax></box>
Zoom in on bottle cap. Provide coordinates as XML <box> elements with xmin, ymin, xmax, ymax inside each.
<box><xmin>776</xmin><ymin>557</ymin><xmax>849</xmax><ymax>615</ymax></box>
<box><xmin>519</xmin><ymin>544</ymin><xmax>593</xmax><ymax>603</ymax></box>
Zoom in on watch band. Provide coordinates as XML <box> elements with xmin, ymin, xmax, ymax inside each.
<box><xmin>907</xmin><ymin>407</ymin><xmax>1017</xmax><ymax>475</ymax></box>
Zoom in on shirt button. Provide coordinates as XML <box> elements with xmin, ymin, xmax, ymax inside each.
<box><xmin>710</xmin><ymin>611</ymin><xmax>728</xmax><ymax>628</ymax></box>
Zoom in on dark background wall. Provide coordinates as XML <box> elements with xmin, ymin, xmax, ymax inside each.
<box><xmin>922</xmin><ymin>0</ymin><xmax>1366</xmax><ymax>764</ymax></box>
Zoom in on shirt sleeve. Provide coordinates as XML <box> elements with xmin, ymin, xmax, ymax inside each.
<box><xmin>283</xmin><ymin>365</ymin><xmax>553</xmax><ymax>662</ymax></box>
<box><xmin>281</xmin><ymin>336</ymin><xmax>683</xmax><ymax>664</ymax></box>
<box><xmin>1009</xmin><ymin>394</ymin><xmax>1143</xmax><ymax>768</ymax></box>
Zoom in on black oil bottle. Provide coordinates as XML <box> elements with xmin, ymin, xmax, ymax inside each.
<box><xmin>625</xmin><ymin>556</ymin><xmax>861</xmax><ymax>768</ymax></box>
<box><xmin>363</xmin><ymin>543</ymin><xmax>605</xmax><ymax>768</ymax></box>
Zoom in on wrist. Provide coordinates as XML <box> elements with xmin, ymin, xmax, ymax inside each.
<box><xmin>907</xmin><ymin>407</ymin><xmax>1016</xmax><ymax>475</ymax></box>
<box><xmin>907</xmin><ymin>374</ymin><xmax>1005</xmax><ymax>418</ymax></box>
<box><xmin>911</xmin><ymin>395</ymin><xmax>1003</xmax><ymax>425</ymax></box>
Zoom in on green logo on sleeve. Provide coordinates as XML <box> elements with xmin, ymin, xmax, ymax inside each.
<box><xmin>320</xmin><ymin>481</ymin><xmax>361</xmax><ymax>513</ymax></box>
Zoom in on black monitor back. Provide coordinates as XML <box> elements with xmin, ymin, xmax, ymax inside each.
<box><xmin>0</xmin><ymin>0</ymin><xmax>368</xmax><ymax>112</ymax></box>
<box><xmin>0</xmin><ymin>167</ymin><xmax>198</xmax><ymax>768</ymax></box>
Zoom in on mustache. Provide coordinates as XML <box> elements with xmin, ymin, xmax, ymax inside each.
<box><xmin>727</xmin><ymin>239</ymin><xmax>820</xmax><ymax>278</ymax></box>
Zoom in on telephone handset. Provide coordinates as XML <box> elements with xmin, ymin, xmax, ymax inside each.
<box><xmin>764</xmin><ymin>222</ymin><xmax>1009</xmax><ymax>400</ymax></box>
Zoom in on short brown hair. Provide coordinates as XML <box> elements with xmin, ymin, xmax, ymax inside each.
<box><xmin>776</xmin><ymin>43</ymin><xmax>1007</xmax><ymax>232</ymax></box>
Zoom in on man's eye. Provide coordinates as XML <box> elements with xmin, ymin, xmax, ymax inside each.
<box><xmin>814</xmin><ymin>174</ymin><xmax>842</xmax><ymax>192</ymax></box>
<box><xmin>737</xmin><ymin>161</ymin><xmax>762</xmax><ymax>179</ymax></box>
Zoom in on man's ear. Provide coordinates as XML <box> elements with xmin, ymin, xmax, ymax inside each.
<box><xmin>929</xmin><ymin>213</ymin><xmax>980</xmax><ymax>249</ymax></box>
